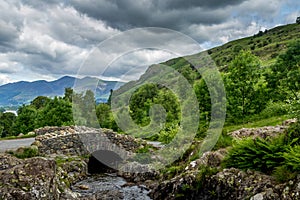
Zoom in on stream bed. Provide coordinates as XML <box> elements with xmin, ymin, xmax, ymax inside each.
<box><xmin>71</xmin><ymin>173</ymin><xmax>152</xmax><ymax>200</ymax></box>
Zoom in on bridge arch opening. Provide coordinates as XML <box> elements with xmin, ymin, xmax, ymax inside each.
<box><xmin>88</xmin><ymin>150</ymin><xmax>123</xmax><ymax>174</ymax></box>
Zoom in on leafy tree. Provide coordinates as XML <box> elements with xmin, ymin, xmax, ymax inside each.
<box><xmin>36</xmin><ymin>97</ymin><xmax>74</xmax><ymax>127</ymax></box>
<box><xmin>107</xmin><ymin>89</ymin><xmax>113</xmax><ymax>105</ymax></box>
<box><xmin>233</xmin><ymin>45</ymin><xmax>243</xmax><ymax>53</ymax></box>
<box><xmin>129</xmin><ymin>84</ymin><xmax>160</xmax><ymax>126</ymax></box>
<box><xmin>178</xmin><ymin>64</ymin><xmax>201</xmax><ymax>84</ymax></box>
<box><xmin>63</xmin><ymin>87</ymin><xmax>73</xmax><ymax>102</ymax></box>
<box><xmin>194</xmin><ymin>79</ymin><xmax>211</xmax><ymax>121</ymax></box>
<box><xmin>13</xmin><ymin>105</ymin><xmax>37</xmax><ymax>134</ymax></box>
<box><xmin>0</xmin><ymin>112</ymin><xmax>17</xmax><ymax>137</ymax></box>
<box><xmin>31</xmin><ymin>96</ymin><xmax>50</xmax><ymax>109</ymax></box>
<box><xmin>129</xmin><ymin>84</ymin><xmax>180</xmax><ymax>127</ymax></box>
<box><xmin>225</xmin><ymin>50</ymin><xmax>262</xmax><ymax>121</ymax></box>
<box><xmin>269</xmin><ymin>41</ymin><xmax>300</xmax><ymax>100</ymax></box>
<box><xmin>296</xmin><ymin>17</ymin><xmax>300</xmax><ymax>24</ymax></box>
<box><xmin>82</xmin><ymin>90</ymin><xmax>98</xmax><ymax>127</ymax></box>
<box><xmin>96</xmin><ymin>103</ymin><xmax>118</xmax><ymax>131</ymax></box>
<box><xmin>72</xmin><ymin>90</ymin><xmax>98</xmax><ymax>127</ymax></box>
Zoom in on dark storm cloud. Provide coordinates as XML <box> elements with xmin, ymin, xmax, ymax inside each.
<box><xmin>160</xmin><ymin>0</ymin><xmax>246</xmax><ymax>9</ymax></box>
<box><xmin>0</xmin><ymin>22</ymin><xmax>19</xmax><ymax>47</ymax></box>
<box><xmin>69</xmin><ymin>0</ymin><xmax>247</xmax><ymax>30</ymax></box>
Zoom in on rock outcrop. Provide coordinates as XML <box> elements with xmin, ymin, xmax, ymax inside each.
<box><xmin>0</xmin><ymin>154</ymin><xmax>79</xmax><ymax>199</ymax></box>
<box><xmin>117</xmin><ymin>162</ymin><xmax>159</xmax><ymax>182</ymax></box>
<box><xmin>150</xmin><ymin>119</ymin><xmax>300</xmax><ymax>200</ymax></box>
<box><xmin>151</xmin><ymin>167</ymin><xmax>300</xmax><ymax>200</ymax></box>
<box><xmin>184</xmin><ymin>149</ymin><xmax>227</xmax><ymax>171</ymax></box>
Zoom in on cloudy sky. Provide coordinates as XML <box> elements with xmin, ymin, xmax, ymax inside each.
<box><xmin>0</xmin><ymin>0</ymin><xmax>299</xmax><ymax>85</ymax></box>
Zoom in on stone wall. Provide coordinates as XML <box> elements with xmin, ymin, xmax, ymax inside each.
<box><xmin>229</xmin><ymin>119</ymin><xmax>297</xmax><ymax>139</ymax></box>
<box><xmin>33</xmin><ymin>126</ymin><xmax>146</xmax><ymax>157</ymax></box>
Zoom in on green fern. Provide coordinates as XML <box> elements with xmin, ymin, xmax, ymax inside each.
<box><xmin>223</xmin><ymin>135</ymin><xmax>287</xmax><ymax>174</ymax></box>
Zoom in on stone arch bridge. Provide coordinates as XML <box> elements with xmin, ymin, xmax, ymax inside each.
<box><xmin>33</xmin><ymin>126</ymin><xmax>148</xmax><ymax>172</ymax></box>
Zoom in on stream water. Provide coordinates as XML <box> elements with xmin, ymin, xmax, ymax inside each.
<box><xmin>71</xmin><ymin>141</ymin><xmax>164</xmax><ymax>199</ymax></box>
<box><xmin>71</xmin><ymin>173</ymin><xmax>152</xmax><ymax>200</ymax></box>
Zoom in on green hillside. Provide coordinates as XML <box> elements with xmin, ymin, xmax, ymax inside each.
<box><xmin>109</xmin><ymin>22</ymin><xmax>300</xmax><ymax>143</ymax></box>
<box><xmin>209</xmin><ymin>23</ymin><xmax>300</xmax><ymax>67</ymax></box>
<box><xmin>163</xmin><ymin>23</ymin><xmax>300</xmax><ymax>70</ymax></box>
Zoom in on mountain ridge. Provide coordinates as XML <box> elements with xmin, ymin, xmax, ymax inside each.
<box><xmin>0</xmin><ymin>76</ymin><xmax>124</xmax><ymax>107</ymax></box>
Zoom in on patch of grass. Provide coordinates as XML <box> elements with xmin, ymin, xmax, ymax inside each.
<box><xmin>161</xmin><ymin>165</ymin><xmax>185</xmax><ymax>180</ymax></box>
<box><xmin>196</xmin><ymin>165</ymin><xmax>219</xmax><ymax>189</ymax></box>
<box><xmin>12</xmin><ymin>146</ymin><xmax>39</xmax><ymax>159</ymax></box>
<box><xmin>213</xmin><ymin>133</ymin><xmax>232</xmax><ymax>150</ymax></box>
<box><xmin>55</xmin><ymin>156</ymin><xmax>82</xmax><ymax>166</ymax></box>
<box><xmin>135</xmin><ymin>144</ymin><xmax>153</xmax><ymax>153</ymax></box>
<box><xmin>0</xmin><ymin>134</ymin><xmax>36</xmax><ymax>141</ymax></box>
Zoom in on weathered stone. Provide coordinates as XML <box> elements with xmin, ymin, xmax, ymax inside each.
<box><xmin>0</xmin><ymin>156</ymin><xmax>79</xmax><ymax>199</ymax></box>
<box><xmin>185</xmin><ymin>149</ymin><xmax>227</xmax><ymax>171</ymax></box>
<box><xmin>0</xmin><ymin>153</ymin><xmax>90</xmax><ymax>199</ymax></box>
<box><xmin>282</xmin><ymin>118</ymin><xmax>297</xmax><ymax>126</ymax></box>
<box><xmin>77</xmin><ymin>185</ymin><xmax>89</xmax><ymax>190</ymax></box>
<box><xmin>151</xmin><ymin>167</ymin><xmax>300</xmax><ymax>200</ymax></box>
<box><xmin>0</xmin><ymin>153</ymin><xmax>22</xmax><ymax>170</ymax></box>
<box><xmin>229</xmin><ymin>126</ymin><xmax>287</xmax><ymax>139</ymax></box>
<box><xmin>17</xmin><ymin>133</ymin><xmax>24</xmax><ymax>137</ymax></box>
<box><xmin>117</xmin><ymin>162</ymin><xmax>159</xmax><ymax>183</ymax></box>
<box><xmin>250</xmin><ymin>193</ymin><xmax>264</xmax><ymax>200</ymax></box>
<box><xmin>229</xmin><ymin>119</ymin><xmax>297</xmax><ymax>140</ymax></box>
<box><xmin>27</xmin><ymin>132</ymin><xmax>35</xmax><ymax>136</ymax></box>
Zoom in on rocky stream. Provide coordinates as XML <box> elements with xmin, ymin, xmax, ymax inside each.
<box><xmin>1</xmin><ymin>121</ymin><xmax>300</xmax><ymax>199</ymax></box>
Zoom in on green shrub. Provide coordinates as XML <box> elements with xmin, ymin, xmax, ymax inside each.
<box><xmin>136</xmin><ymin>144</ymin><xmax>152</xmax><ymax>153</ymax></box>
<box><xmin>13</xmin><ymin>146</ymin><xmax>39</xmax><ymax>159</ymax></box>
<box><xmin>162</xmin><ymin>165</ymin><xmax>185</xmax><ymax>179</ymax></box>
<box><xmin>272</xmin><ymin>145</ymin><xmax>300</xmax><ymax>182</ymax></box>
<box><xmin>259</xmin><ymin>102</ymin><xmax>288</xmax><ymax>118</ymax></box>
<box><xmin>222</xmin><ymin>135</ymin><xmax>287</xmax><ymax>174</ymax></box>
<box><xmin>158</xmin><ymin>124</ymin><xmax>179</xmax><ymax>144</ymax></box>
<box><xmin>284</xmin><ymin>122</ymin><xmax>300</xmax><ymax>146</ymax></box>
<box><xmin>273</xmin><ymin>165</ymin><xmax>297</xmax><ymax>183</ymax></box>
<box><xmin>283</xmin><ymin>145</ymin><xmax>300</xmax><ymax>171</ymax></box>
<box><xmin>196</xmin><ymin>165</ymin><xmax>219</xmax><ymax>189</ymax></box>
<box><xmin>213</xmin><ymin>133</ymin><xmax>232</xmax><ymax>150</ymax></box>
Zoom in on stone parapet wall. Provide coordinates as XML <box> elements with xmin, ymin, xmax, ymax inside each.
<box><xmin>33</xmin><ymin>126</ymin><xmax>146</xmax><ymax>156</ymax></box>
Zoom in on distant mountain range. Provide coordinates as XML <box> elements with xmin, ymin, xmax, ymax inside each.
<box><xmin>0</xmin><ymin>76</ymin><xmax>125</xmax><ymax>107</ymax></box>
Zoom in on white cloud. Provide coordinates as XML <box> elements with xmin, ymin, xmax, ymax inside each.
<box><xmin>0</xmin><ymin>74</ymin><xmax>11</xmax><ymax>85</ymax></box>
